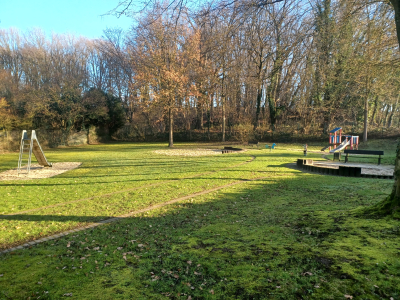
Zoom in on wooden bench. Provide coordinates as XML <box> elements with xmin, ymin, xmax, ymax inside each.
<box><xmin>248</xmin><ymin>140</ymin><xmax>259</xmax><ymax>147</ymax></box>
<box><xmin>344</xmin><ymin>150</ymin><xmax>384</xmax><ymax>165</ymax></box>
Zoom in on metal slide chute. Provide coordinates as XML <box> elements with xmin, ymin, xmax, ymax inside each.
<box><xmin>329</xmin><ymin>139</ymin><xmax>350</xmax><ymax>153</ymax></box>
<box><xmin>18</xmin><ymin>130</ymin><xmax>52</xmax><ymax>175</ymax></box>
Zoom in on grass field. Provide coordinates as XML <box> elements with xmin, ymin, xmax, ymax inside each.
<box><xmin>0</xmin><ymin>141</ymin><xmax>399</xmax><ymax>299</ymax></box>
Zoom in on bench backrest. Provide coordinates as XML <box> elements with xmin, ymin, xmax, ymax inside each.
<box><xmin>344</xmin><ymin>150</ymin><xmax>384</xmax><ymax>155</ymax></box>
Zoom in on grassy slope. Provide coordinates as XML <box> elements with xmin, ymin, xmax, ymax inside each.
<box><xmin>0</xmin><ymin>142</ymin><xmax>399</xmax><ymax>299</ymax></box>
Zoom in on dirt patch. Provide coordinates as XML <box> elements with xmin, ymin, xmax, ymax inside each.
<box><xmin>0</xmin><ymin>162</ymin><xmax>82</xmax><ymax>181</ymax></box>
<box><xmin>154</xmin><ymin>149</ymin><xmax>224</xmax><ymax>156</ymax></box>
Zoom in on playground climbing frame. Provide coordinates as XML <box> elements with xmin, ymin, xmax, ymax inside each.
<box><xmin>18</xmin><ymin>130</ymin><xmax>52</xmax><ymax>175</ymax></box>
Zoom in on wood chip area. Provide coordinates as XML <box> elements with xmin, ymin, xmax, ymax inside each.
<box><xmin>154</xmin><ymin>149</ymin><xmax>225</xmax><ymax>156</ymax></box>
<box><xmin>0</xmin><ymin>162</ymin><xmax>82</xmax><ymax>181</ymax></box>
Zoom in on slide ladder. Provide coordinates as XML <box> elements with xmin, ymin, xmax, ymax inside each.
<box><xmin>321</xmin><ymin>145</ymin><xmax>330</xmax><ymax>151</ymax></box>
<box><xmin>18</xmin><ymin>130</ymin><xmax>52</xmax><ymax>175</ymax></box>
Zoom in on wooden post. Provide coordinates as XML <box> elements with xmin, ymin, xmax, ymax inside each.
<box><xmin>334</xmin><ymin>131</ymin><xmax>337</xmax><ymax>148</ymax></box>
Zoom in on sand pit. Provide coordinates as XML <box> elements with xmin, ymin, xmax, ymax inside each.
<box><xmin>0</xmin><ymin>162</ymin><xmax>82</xmax><ymax>181</ymax></box>
<box><xmin>154</xmin><ymin>149</ymin><xmax>224</xmax><ymax>156</ymax></box>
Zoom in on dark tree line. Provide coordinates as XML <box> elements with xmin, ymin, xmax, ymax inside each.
<box><xmin>0</xmin><ymin>29</ymin><xmax>126</xmax><ymax>143</ymax></box>
<box><xmin>123</xmin><ymin>0</ymin><xmax>399</xmax><ymax>146</ymax></box>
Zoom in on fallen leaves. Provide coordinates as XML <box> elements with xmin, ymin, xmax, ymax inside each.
<box><xmin>344</xmin><ymin>295</ymin><xmax>353</xmax><ymax>299</ymax></box>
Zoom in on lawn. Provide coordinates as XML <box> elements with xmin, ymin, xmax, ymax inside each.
<box><xmin>0</xmin><ymin>141</ymin><xmax>399</xmax><ymax>299</ymax></box>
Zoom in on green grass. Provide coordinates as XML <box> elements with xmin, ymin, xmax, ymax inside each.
<box><xmin>0</xmin><ymin>142</ymin><xmax>399</xmax><ymax>299</ymax></box>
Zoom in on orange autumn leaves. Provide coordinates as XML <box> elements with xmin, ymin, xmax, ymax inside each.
<box><xmin>130</xmin><ymin>20</ymin><xmax>207</xmax><ymax>110</ymax></box>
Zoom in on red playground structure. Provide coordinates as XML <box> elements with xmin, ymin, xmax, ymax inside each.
<box><xmin>326</xmin><ymin>127</ymin><xmax>359</xmax><ymax>153</ymax></box>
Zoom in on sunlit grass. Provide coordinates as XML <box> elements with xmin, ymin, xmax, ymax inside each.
<box><xmin>0</xmin><ymin>142</ymin><xmax>399</xmax><ymax>299</ymax></box>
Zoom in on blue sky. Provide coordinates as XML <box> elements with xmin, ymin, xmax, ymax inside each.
<box><xmin>0</xmin><ymin>0</ymin><xmax>133</xmax><ymax>39</ymax></box>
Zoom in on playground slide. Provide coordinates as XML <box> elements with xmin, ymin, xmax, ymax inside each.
<box><xmin>32</xmin><ymin>138</ymin><xmax>52</xmax><ymax>167</ymax></box>
<box><xmin>329</xmin><ymin>140</ymin><xmax>350</xmax><ymax>153</ymax></box>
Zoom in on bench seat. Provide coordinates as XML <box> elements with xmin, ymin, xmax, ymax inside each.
<box><xmin>344</xmin><ymin>150</ymin><xmax>384</xmax><ymax>165</ymax></box>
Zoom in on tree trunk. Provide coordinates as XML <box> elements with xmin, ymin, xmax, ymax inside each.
<box><xmin>363</xmin><ymin>95</ymin><xmax>368</xmax><ymax>142</ymax></box>
<box><xmin>383</xmin><ymin>104</ymin><xmax>390</xmax><ymax>127</ymax></box>
<box><xmin>197</xmin><ymin>100</ymin><xmax>203</xmax><ymax>130</ymax></box>
<box><xmin>267</xmin><ymin>63</ymin><xmax>280</xmax><ymax>131</ymax></box>
<box><xmin>254</xmin><ymin>83</ymin><xmax>263</xmax><ymax>130</ymax></box>
<box><xmin>373</xmin><ymin>0</ymin><xmax>400</xmax><ymax>217</ymax></box>
<box><xmin>267</xmin><ymin>87</ymin><xmax>276</xmax><ymax>131</ymax></box>
<box><xmin>221</xmin><ymin>74</ymin><xmax>226</xmax><ymax>142</ymax></box>
<box><xmin>210</xmin><ymin>93</ymin><xmax>214</xmax><ymax>127</ymax></box>
<box><xmin>236</xmin><ymin>84</ymin><xmax>241</xmax><ymax>124</ymax></box>
<box><xmin>377</xmin><ymin>145</ymin><xmax>400</xmax><ymax>217</ymax></box>
<box><xmin>370</xmin><ymin>95</ymin><xmax>379</xmax><ymax>126</ymax></box>
<box><xmin>267</xmin><ymin>36</ymin><xmax>283</xmax><ymax>132</ymax></box>
<box><xmin>222</xmin><ymin>96</ymin><xmax>226</xmax><ymax>142</ymax></box>
<box><xmin>390</xmin><ymin>0</ymin><xmax>400</xmax><ymax>46</ymax></box>
<box><xmin>388</xmin><ymin>97</ymin><xmax>398</xmax><ymax>128</ymax></box>
<box><xmin>168</xmin><ymin>107</ymin><xmax>173</xmax><ymax>147</ymax></box>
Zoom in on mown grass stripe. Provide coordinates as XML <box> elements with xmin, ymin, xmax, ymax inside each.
<box><xmin>6</xmin><ymin>155</ymin><xmax>256</xmax><ymax>216</ymax></box>
<box><xmin>0</xmin><ymin>174</ymin><xmax>266</xmax><ymax>254</ymax></box>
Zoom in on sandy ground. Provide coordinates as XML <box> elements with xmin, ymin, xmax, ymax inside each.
<box><xmin>154</xmin><ymin>149</ymin><xmax>227</xmax><ymax>156</ymax></box>
<box><xmin>0</xmin><ymin>162</ymin><xmax>82</xmax><ymax>181</ymax></box>
<box><xmin>313</xmin><ymin>161</ymin><xmax>394</xmax><ymax>176</ymax></box>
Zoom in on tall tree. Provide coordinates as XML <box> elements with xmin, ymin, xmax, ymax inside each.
<box><xmin>377</xmin><ymin>0</ymin><xmax>400</xmax><ymax>216</ymax></box>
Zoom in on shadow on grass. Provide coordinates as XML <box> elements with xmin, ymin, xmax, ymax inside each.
<box><xmin>0</xmin><ymin>169</ymin><xmax>295</xmax><ymax>188</ymax></box>
<box><xmin>0</xmin><ymin>172</ymin><xmax>388</xmax><ymax>224</ymax></box>
<box><xmin>0</xmin><ymin>172</ymin><xmax>396</xmax><ymax>299</ymax></box>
